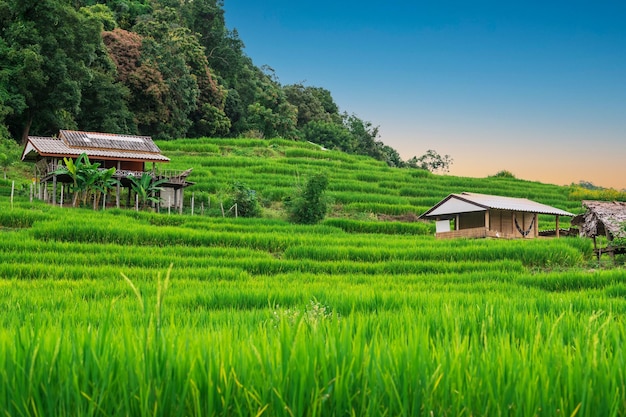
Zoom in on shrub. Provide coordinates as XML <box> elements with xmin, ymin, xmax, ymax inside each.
<box><xmin>286</xmin><ymin>173</ymin><xmax>329</xmax><ymax>224</ymax></box>
<box><xmin>491</xmin><ymin>170</ymin><xmax>516</xmax><ymax>178</ymax></box>
<box><xmin>229</xmin><ymin>182</ymin><xmax>261</xmax><ymax>217</ymax></box>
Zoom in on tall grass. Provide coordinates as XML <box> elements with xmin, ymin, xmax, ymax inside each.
<box><xmin>2</xmin><ymin>135</ymin><xmax>621</xmax><ymax>415</ymax></box>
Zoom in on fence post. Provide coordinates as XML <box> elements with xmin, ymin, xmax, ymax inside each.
<box><xmin>191</xmin><ymin>192</ymin><xmax>195</xmax><ymax>216</ymax></box>
<box><xmin>10</xmin><ymin>181</ymin><xmax>14</xmax><ymax>209</ymax></box>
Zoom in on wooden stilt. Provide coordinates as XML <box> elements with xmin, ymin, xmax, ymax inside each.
<box><xmin>52</xmin><ymin>174</ymin><xmax>57</xmax><ymax>205</ymax></box>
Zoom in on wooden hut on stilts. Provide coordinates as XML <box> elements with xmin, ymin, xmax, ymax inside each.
<box><xmin>21</xmin><ymin>130</ymin><xmax>193</xmax><ymax>210</ymax></box>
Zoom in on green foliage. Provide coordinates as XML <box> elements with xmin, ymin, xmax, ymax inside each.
<box><xmin>283</xmin><ymin>83</ymin><xmax>337</xmax><ymax>127</ymax></box>
<box><xmin>407</xmin><ymin>149</ymin><xmax>454</xmax><ymax>173</ymax></box>
<box><xmin>228</xmin><ymin>181</ymin><xmax>261</xmax><ymax>217</ymax></box>
<box><xmin>568</xmin><ymin>185</ymin><xmax>626</xmax><ymax>202</ymax></box>
<box><xmin>128</xmin><ymin>173</ymin><xmax>166</xmax><ymax>209</ymax></box>
<box><xmin>0</xmin><ymin>0</ymin><xmax>413</xmax><ymax>166</ymax></box>
<box><xmin>53</xmin><ymin>153</ymin><xmax>119</xmax><ymax>208</ymax></box>
<box><xmin>0</xmin><ymin>0</ymin><xmax>117</xmax><ymax>139</ymax></box>
<box><xmin>491</xmin><ymin>170</ymin><xmax>516</xmax><ymax>178</ymax></box>
<box><xmin>301</xmin><ymin>120</ymin><xmax>354</xmax><ymax>151</ymax></box>
<box><xmin>0</xmin><ymin>137</ymin><xmax>20</xmax><ymax>179</ymax></box>
<box><xmin>287</xmin><ymin>173</ymin><xmax>329</xmax><ymax>224</ymax></box>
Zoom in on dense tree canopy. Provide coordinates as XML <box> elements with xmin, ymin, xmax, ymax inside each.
<box><xmin>0</xmin><ymin>0</ymin><xmax>424</xmax><ymax>167</ymax></box>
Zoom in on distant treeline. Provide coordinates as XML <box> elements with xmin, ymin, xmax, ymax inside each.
<box><xmin>0</xmin><ymin>0</ymin><xmax>410</xmax><ymax>166</ymax></box>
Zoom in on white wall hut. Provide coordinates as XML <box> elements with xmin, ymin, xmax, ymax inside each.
<box><xmin>419</xmin><ymin>192</ymin><xmax>574</xmax><ymax>239</ymax></box>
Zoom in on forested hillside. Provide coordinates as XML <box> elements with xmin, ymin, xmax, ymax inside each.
<box><xmin>0</xmin><ymin>0</ymin><xmax>407</xmax><ymax>165</ymax></box>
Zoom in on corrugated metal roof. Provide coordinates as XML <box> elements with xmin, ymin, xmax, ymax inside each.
<box><xmin>420</xmin><ymin>192</ymin><xmax>574</xmax><ymax>218</ymax></box>
<box><xmin>22</xmin><ymin>136</ymin><xmax>170</xmax><ymax>162</ymax></box>
<box><xmin>60</xmin><ymin>130</ymin><xmax>161</xmax><ymax>153</ymax></box>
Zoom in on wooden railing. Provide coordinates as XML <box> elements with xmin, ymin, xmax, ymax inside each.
<box><xmin>39</xmin><ymin>161</ymin><xmax>192</xmax><ymax>185</ymax></box>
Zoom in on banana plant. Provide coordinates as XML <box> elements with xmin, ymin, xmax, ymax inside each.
<box><xmin>53</xmin><ymin>153</ymin><xmax>111</xmax><ymax>207</ymax></box>
<box><xmin>93</xmin><ymin>167</ymin><xmax>119</xmax><ymax>209</ymax></box>
<box><xmin>128</xmin><ymin>172</ymin><xmax>167</xmax><ymax>210</ymax></box>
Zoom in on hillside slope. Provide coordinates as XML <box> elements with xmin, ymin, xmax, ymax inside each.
<box><xmin>156</xmin><ymin>137</ymin><xmax>581</xmax><ymax>228</ymax></box>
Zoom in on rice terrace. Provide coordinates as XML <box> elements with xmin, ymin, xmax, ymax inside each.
<box><xmin>1</xmin><ymin>137</ymin><xmax>626</xmax><ymax>416</ymax></box>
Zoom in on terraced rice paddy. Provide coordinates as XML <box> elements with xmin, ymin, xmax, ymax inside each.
<box><xmin>1</xmin><ymin>138</ymin><xmax>625</xmax><ymax>416</ymax></box>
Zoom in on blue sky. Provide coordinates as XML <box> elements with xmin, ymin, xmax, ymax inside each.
<box><xmin>223</xmin><ymin>1</ymin><xmax>626</xmax><ymax>189</ymax></box>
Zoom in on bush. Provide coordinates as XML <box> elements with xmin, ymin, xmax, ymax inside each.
<box><xmin>286</xmin><ymin>173</ymin><xmax>329</xmax><ymax>224</ymax></box>
<box><xmin>229</xmin><ymin>182</ymin><xmax>261</xmax><ymax>217</ymax></box>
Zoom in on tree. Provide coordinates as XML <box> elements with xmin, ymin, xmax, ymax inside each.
<box><xmin>0</xmin><ymin>138</ymin><xmax>20</xmax><ymax>179</ymax></box>
<box><xmin>286</xmin><ymin>173</ymin><xmax>329</xmax><ymax>224</ymax></box>
<box><xmin>245</xmin><ymin>67</ymin><xmax>298</xmax><ymax>139</ymax></box>
<box><xmin>283</xmin><ymin>83</ymin><xmax>332</xmax><ymax>128</ymax></box>
<box><xmin>75</xmin><ymin>5</ymin><xmax>136</xmax><ymax>134</ymax></box>
<box><xmin>344</xmin><ymin>114</ymin><xmax>384</xmax><ymax>160</ymax></box>
<box><xmin>102</xmin><ymin>28</ymin><xmax>169</xmax><ymax>135</ymax></box>
<box><xmin>132</xmin><ymin>5</ymin><xmax>229</xmax><ymax>139</ymax></box>
<box><xmin>408</xmin><ymin>149</ymin><xmax>453</xmax><ymax>173</ymax></box>
<box><xmin>301</xmin><ymin>121</ymin><xmax>354</xmax><ymax>151</ymax></box>
<box><xmin>0</xmin><ymin>0</ymin><xmax>107</xmax><ymax>141</ymax></box>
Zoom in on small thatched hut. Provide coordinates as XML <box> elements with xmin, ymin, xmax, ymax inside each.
<box><xmin>571</xmin><ymin>200</ymin><xmax>626</xmax><ymax>261</ymax></box>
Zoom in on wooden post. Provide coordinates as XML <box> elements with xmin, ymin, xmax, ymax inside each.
<box><xmin>10</xmin><ymin>181</ymin><xmax>14</xmax><ymax>209</ymax></box>
<box><xmin>52</xmin><ymin>174</ymin><xmax>57</xmax><ymax>205</ymax></box>
<box><xmin>116</xmin><ymin>161</ymin><xmax>121</xmax><ymax>208</ymax></box>
<box><xmin>510</xmin><ymin>211</ymin><xmax>517</xmax><ymax>237</ymax></box>
<box><xmin>191</xmin><ymin>192</ymin><xmax>195</xmax><ymax>216</ymax></box>
<box><xmin>555</xmin><ymin>215</ymin><xmax>560</xmax><ymax>238</ymax></box>
<box><xmin>534</xmin><ymin>213</ymin><xmax>538</xmax><ymax>238</ymax></box>
<box><xmin>60</xmin><ymin>185</ymin><xmax>64</xmax><ymax>207</ymax></box>
<box><xmin>135</xmin><ymin>193</ymin><xmax>139</xmax><ymax>212</ymax></box>
<box><xmin>484</xmin><ymin>210</ymin><xmax>490</xmax><ymax>233</ymax></box>
<box><xmin>168</xmin><ymin>196</ymin><xmax>171</xmax><ymax>215</ymax></box>
<box><xmin>455</xmin><ymin>215</ymin><xmax>459</xmax><ymax>230</ymax></box>
<box><xmin>179</xmin><ymin>189</ymin><xmax>183</xmax><ymax>214</ymax></box>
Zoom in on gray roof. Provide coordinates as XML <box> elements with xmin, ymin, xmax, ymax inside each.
<box><xmin>22</xmin><ymin>132</ymin><xmax>169</xmax><ymax>163</ymax></box>
<box><xmin>420</xmin><ymin>192</ymin><xmax>574</xmax><ymax>219</ymax></box>
<box><xmin>60</xmin><ymin>130</ymin><xmax>161</xmax><ymax>153</ymax></box>
<box><xmin>572</xmin><ymin>200</ymin><xmax>626</xmax><ymax>239</ymax></box>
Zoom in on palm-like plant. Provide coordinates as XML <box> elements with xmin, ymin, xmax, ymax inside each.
<box><xmin>93</xmin><ymin>167</ymin><xmax>119</xmax><ymax>209</ymax></box>
<box><xmin>128</xmin><ymin>173</ymin><xmax>167</xmax><ymax>210</ymax></box>
<box><xmin>53</xmin><ymin>153</ymin><xmax>119</xmax><ymax>208</ymax></box>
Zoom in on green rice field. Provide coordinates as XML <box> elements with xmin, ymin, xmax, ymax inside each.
<box><xmin>1</xmin><ymin>138</ymin><xmax>626</xmax><ymax>416</ymax></box>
